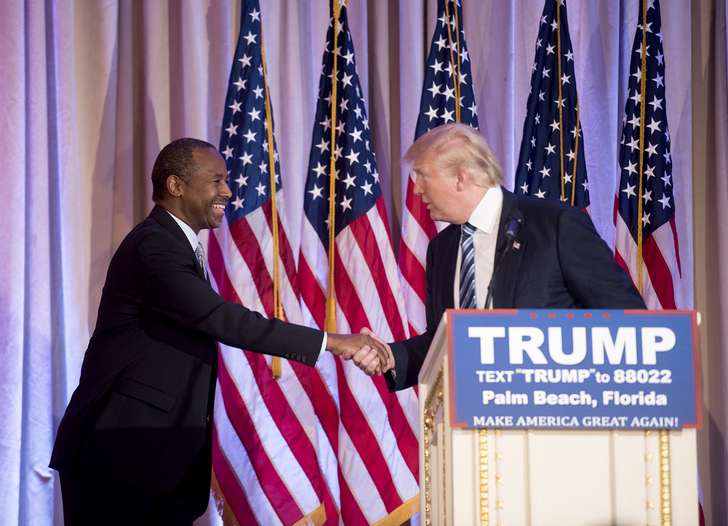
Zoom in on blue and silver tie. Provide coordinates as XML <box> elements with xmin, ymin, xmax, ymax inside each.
<box><xmin>195</xmin><ymin>242</ymin><xmax>208</xmax><ymax>280</ymax></box>
<box><xmin>459</xmin><ymin>222</ymin><xmax>477</xmax><ymax>309</ymax></box>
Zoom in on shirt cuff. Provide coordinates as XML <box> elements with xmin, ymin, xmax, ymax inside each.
<box><xmin>316</xmin><ymin>332</ymin><xmax>328</xmax><ymax>363</ymax></box>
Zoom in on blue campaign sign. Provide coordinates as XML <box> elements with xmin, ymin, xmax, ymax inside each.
<box><xmin>447</xmin><ymin>309</ymin><xmax>701</xmax><ymax>430</ymax></box>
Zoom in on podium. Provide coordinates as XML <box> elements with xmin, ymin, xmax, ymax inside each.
<box><xmin>418</xmin><ymin>310</ymin><xmax>700</xmax><ymax>526</ymax></box>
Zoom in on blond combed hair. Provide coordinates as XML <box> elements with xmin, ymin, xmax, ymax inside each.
<box><xmin>404</xmin><ymin>123</ymin><xmax>502</xmax><ymax>187</ymax></box>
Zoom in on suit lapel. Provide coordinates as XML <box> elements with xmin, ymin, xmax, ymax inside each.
<box><xmin>493</xmin><ymin>189</ymin><xmax>525</xmax><ymax>308</ymax></box>
<box><xmin>150</xmin><ymin>206</ymin><xmax>207</xmax><ymax>280</ymax></box>
<box><xmin>428</xmin><ymin>225</ymin><xmax>460</xmax><ymax>316</ymax></box>
<box><xmin>437</xmin><ymin>225</ymin><xmax>460</xmax><ymax>313</ymax></box>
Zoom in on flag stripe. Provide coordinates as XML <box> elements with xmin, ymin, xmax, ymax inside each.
<box><xmin>299</xmin><ymin>3</ymin><xmax>419</xmax><ymax>522</ymax></box>
<box><xmin>217</xmin><ymin>359</ymin><xmax>301</xmax><ymax>524</ymax></box>
<box><xmin>332</xmin><ymin>357</ymin><xmax>403</xmax><ymax>513</ymax></box>
<box><xmin>211</xmin><ymin>232</ymin><xmax>339</xmax><ymax>524</ymax></box>
<box><xmin>614</xmin><ymin>0</ymin><xmax>679</xmax><ymax>312</ymax></box>
<box><xmin>348</xmin><ymin>212</ymin><xmax>406</xmax><ymax>340</ymax></box>
<box><xmin>335</xmin><ymin>245</ymin><xmax>419</xmax><ymax>484</ymax></box>
<box><xmin>398</xmin><ymin>241</ymin><xmax>427</xmax><ymax>305</ymax></box>
<box><xmin>642</xmin><ymin>234</ymin><xmax>677</xmax><ymax>309</ymax></box>
<box><xmin>404</xmin><ymin>178</ymin><xmax>438</xmax><ymax>239</ymax></box>
<box><xmin>212</xmin><ymin>415</ymin><xmax>262</xmax><ymax>526</ymax></box>
<box><xmin>215</xmin><ymin>382</ymin><xmax>281</xmax><ymax>524</ymax></box>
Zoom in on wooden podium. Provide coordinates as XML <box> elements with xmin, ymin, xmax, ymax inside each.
<box><xmin>418</xmin><ymin>312</ymin><xmax>700</xmax><ymax>526</ymax></box>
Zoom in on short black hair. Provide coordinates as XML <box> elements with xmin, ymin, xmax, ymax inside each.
<box><xmin>151</xmin><ymin>138</ymin><xmax>217</xmax><ymax>202</ymax></box>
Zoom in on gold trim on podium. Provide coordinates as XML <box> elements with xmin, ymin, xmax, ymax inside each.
<box><xmin>423</xmin><ymin>369</ymin><xmax>444</xmax><ymax>526</ymax></box>
<box><xmin>478</xmin><ymin>429</ymin><xmax>489</xmax><ymax>526</ymax></box>
<box><xmin>659</xmin><ymin>429</ymin><xmax>673</xmax><ymax>525</ymax></box>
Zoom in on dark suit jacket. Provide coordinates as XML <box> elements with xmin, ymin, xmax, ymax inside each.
<box><xmin>387</xmin><ymin>188</ymin><xmax>646</xmax><ymax>391</ymax></box>
<box><xmin>50</xmin><ymin>206</ymin><xmax>323</xmax><ymax>508</ymax></box>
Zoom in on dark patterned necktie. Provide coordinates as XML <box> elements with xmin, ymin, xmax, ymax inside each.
<box><xmin>459</xmin><ymin>222</ymin><xmax>477</xmax><ymax>309</ymax></box>
<box><xmin>195</xmin><ymin>242</ymin><xmax>208</xmax><ymax>280</ymax></box>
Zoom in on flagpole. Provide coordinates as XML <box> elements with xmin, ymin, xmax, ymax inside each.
<box><xmin>571</xmin><ymin>106</ymin><xmax>581</xmax><ymax>206</ymax></box>
<box><xmin>443</xmin><ymin>0</ymin><xmax>461</xmax><ymax>122</ymax></box>
<box><xmin>326</xmin><ymin>0</ymin><xmax>341</xmax><ymax>333</ymax></box>
<box><xmin>556</xmin><ymin>0</ymin><xmax>566</xmax><ymax>201</ymax></box>
<box><xmin>259</xmin><ymin>8</ymin><xmax>283</xmax><ymax>379</ymax></box>
<box><xmin>636</xmin><ymin>0</ymin><xmax>648</xmax><ymax>294</ymax></box>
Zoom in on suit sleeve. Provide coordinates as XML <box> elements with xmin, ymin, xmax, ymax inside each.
<box><xmin>137</xmin><ymin>233</ymin><xmax>324</xmax><ymax>365</ymax></box>
<box><xmin>557</xmin><ymin>208</ymin><xmax>646</xmax><ymax>309</ymax></box>
<box><xmin>386</xmin><ymin>240</ymin><xmax>439</xmax><ymax>391</ymax></box>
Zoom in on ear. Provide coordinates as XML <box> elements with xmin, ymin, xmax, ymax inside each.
<box><xmin>166</xmin><ymin>175</ymin><xmax>184</xmax><ymax>198</ymax></box>
<box><xmin>455</xmin><ymin>168</ymin><xmax>468</xmax><ymax>192</ymax></box>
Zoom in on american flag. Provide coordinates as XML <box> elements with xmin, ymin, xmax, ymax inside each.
<box><xmin>399</xmin><ymin>0</ymin><xmax>479</xmax><ymax>336</ymax></box>
<box><xmin>614</xmin><ymin>0</ymin><xmax>681</xmax><ymax>309</ymax></box>
<box><xmin>514</xmin><ymin>0</ymin><xmax>589</xmax><ymax>206</ymax></box>
<box><xmin>297</xmin><ymin>1</ymin><xmax>420</xmax><ymax>524</ymax></box>
<box><xmin>207</xmin><ymin>1</ymin><xmax>334</xmax><ymax>523</ymax></box>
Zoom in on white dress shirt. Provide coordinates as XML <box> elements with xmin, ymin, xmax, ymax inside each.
<box><xmin>166</xmin><ymin>210</ymin><xmax>199</xmax><ymax>251</ymax></box>
<box><xmin>453</xmin><ymin>185</ymin><xmax>503</xmax><ymax>309</ymax></box>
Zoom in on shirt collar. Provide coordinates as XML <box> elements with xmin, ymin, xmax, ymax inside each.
<box><xmin>467</xmin><ymin>185</ymin><xmax>503</xmax><ymax>234</ymax></box>
<box><xmin>165</xmin><ymin>210</ymin><xmax>199</xmax><ymax>251</ymax></box>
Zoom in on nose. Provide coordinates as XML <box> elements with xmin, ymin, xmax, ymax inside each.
<box><xmin>413</xmin><ymin>173</ymin><xmax>424</xmax><ymax>196</ymax></box>
<box><xmin>221</xmin><ymin>180</ymin><xmax>233</xmax><ymax>199</ymax></box>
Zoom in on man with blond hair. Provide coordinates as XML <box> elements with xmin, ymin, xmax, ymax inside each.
<box><xmin>353</xmin><ymin>123</ymin><xmax>645</xmax><ymax>390</ymax></box>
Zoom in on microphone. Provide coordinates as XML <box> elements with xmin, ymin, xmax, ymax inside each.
<box><xmin>503</xmin><ymin>210</ymin><xmax>524</xmax><ymax>243</ymax></box>
<box><xmin>485</xmin><ymin>210</ymin><xmax>524</xmax><ymax>308</ymax></box>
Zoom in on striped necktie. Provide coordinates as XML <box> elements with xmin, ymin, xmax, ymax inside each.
<box><xmin>459</xmin><ymin>222</ymin><xmax>477</xmax><ymax>309</ymax></box>
<box><xmin>195</xmin><ymin>242</ymin><xmax>208</xmax><ymax>280</ymax></box>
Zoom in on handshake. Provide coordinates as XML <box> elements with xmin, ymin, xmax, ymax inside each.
<box><xmin>326</xmin><ymin>329</ymin><xmax>394</xmax><ymax>376</ymax></box>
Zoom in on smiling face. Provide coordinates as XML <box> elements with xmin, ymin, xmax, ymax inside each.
<box><xmin>168</xmin><ymin>147</ymin><xmax>232</xmax><ymax>232</ymax></box>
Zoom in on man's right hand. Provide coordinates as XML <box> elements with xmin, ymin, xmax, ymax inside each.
<box><xmin>326</xmin><ymin>331</ymin><xmax>394</xmax><ymax>373</ymax></box>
